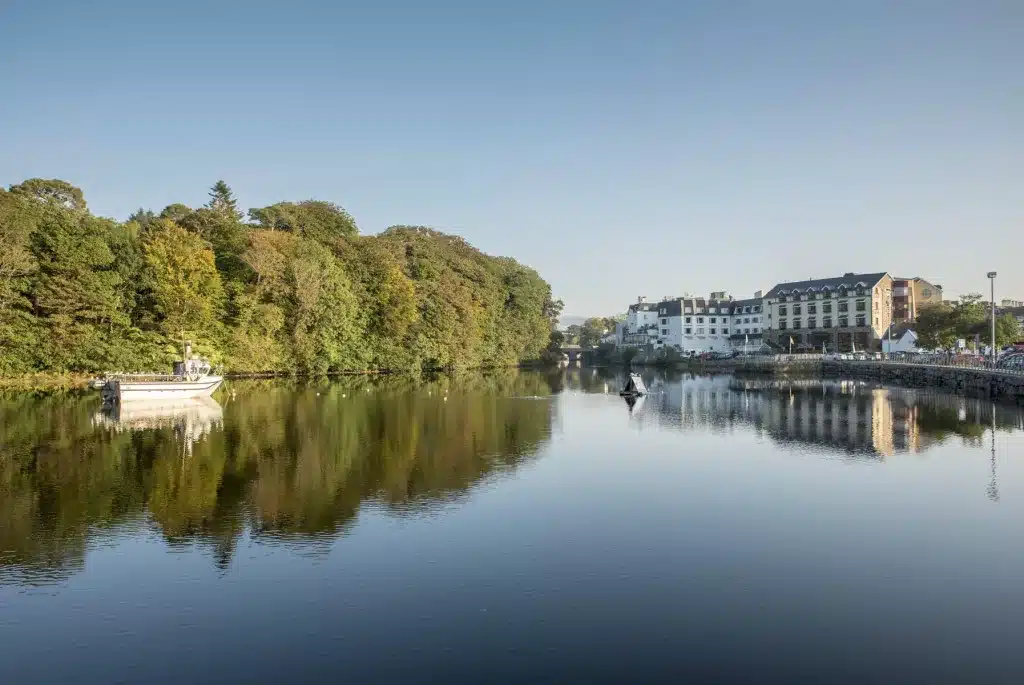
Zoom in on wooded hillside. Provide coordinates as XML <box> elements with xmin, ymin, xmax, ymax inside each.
<box><xmin>0</xmin><ymin>179</ymin><xmax>561</xmax><ymax>375</ymax></box>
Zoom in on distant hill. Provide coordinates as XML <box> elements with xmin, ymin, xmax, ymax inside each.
<box><xmin>558</xmin><ymin>315</ymin><xmax>587</xmax><ymax>330</ymax></box>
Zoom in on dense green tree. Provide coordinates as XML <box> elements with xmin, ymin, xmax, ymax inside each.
<box><xmin>141</xmin><ymin>219</ymin><xmax>225</xmax><ymax>345</ymax></box>
<box><xmin>207</xmin><ymin>180</ymin><xmax>242</xmax><ymax>220</ymax></box>
<box><xmin>287</xmin><ymin>239</ymin><xmax>361</xmax><ymax>373</ymax></box>
<box><xmin>159</xmin><ymin>203</ymin><xmax>192</xmax><ymax>222</ymax></box>
<box><xmin>915</xmin><ymin>303</ymin><xmax>957</xmax><ymax>351</ymax></box>
<box><xmin>0</xmin><ymin>178</ymin><xmax>558</xmax><ymax>377</ymax></box>
<box><xmin>249</xmin><ymin>200</ymin><xmax>358</xmax><ymax>243</ymax></box>
<box><xmin>995</xmin><ymin>313</ymin><xmax>1022</xmax><ymax>348</ymax></box>
<box><xmin>9</xmin><ymin>178</ymin><xmax>87</xmax><ymax>212</ymax></box>
<box><xmin>952</xmin><ymin>294</ymin><xmax>988</xmax><ymax>344</ymax></box>
<box><xmin>178</xmin><ymin>207</ymin><xmax>249</xmax><ymax>281</ymax></box>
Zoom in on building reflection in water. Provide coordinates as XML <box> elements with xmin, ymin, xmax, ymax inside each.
<box><xmin>632</xmin><ymin>374</ymin><xmax>1024</xmax><ymax>462</ymax></box>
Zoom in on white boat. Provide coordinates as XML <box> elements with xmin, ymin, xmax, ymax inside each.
<box><xmin>100</xmin><ymin>342</ymin><xmax>223</xmax><ymax>403</ymax></box>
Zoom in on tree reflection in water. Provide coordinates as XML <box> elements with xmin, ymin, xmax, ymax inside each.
<box><xmin>0</xmin><ymin>371</ymin><xmax>557</xmax><ymax>583</ymax></box>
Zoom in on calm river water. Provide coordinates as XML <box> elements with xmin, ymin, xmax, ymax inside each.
<box><xmin>3</xmin><ymin>371</ymin><xmax>1024</xmax><ymax>683</ymax></box>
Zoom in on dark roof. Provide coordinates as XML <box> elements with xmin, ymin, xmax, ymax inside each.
<box><xmin>727</xmin><ymin>297</ymin><xmax>763</xmax><ymax>314</ymax></box>
<box><xmin>627</xmin><ymin>302</ymin><xmax>656</xmax><ymax>312</ymax></box>
<box><xmin>655</xmin><ymin>297</ymin><xmax>735</xmax><ymax>317</ymax></box>
<box><xmin>764</xmin><ymin>272</ymin><xmax>889</xmax><ymax>299</ymax></box>
<box><xmin>883</xmin><ymin>321</ymin><xmax>916</xmax><ymax>340</ymax></box>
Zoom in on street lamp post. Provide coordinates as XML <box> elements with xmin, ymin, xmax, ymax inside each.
<box><xmin>988</xmin><ymin>271</ymin><xmax>998</xmax><ymax>362</ymax></box>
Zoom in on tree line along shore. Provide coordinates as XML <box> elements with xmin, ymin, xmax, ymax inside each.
<box><xmin>0</xmin><ymin>179</ymin><xmax>563</xmax><ymax>383</ymax></box>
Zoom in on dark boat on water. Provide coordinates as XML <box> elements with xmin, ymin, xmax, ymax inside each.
<box><xmin>619</xmin><ymin>373</ymin><xmax>647</xmax><ymax>397</ymax></box>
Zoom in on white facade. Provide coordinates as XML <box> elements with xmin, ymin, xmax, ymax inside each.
<box><xmin>626</xmin><ymin>301</ymin><xmax>659</xmax><ymax>334</ymax></box>
<box><xmin>882</xmin><ymin>330</ymin><xmax>921</xmax><ymax>354</ymax></box>
<box><xmin>654</xmin><ymin>297</ymin><xmax>735</xmax><ymax>354</ymax></box>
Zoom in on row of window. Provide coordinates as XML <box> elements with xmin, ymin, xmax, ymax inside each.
<box><xmin>660</xmin><ymin>316</ymin><xmax>761</xmax><ymax>326</ymax></box>
<box><xmin>660</xmin><ymin>306</ymin><xmax>764</xmax><ymax>315</ymax></box>
<box><xmin>778</xmin><ymin>289</ymin><xmax>871</xmax><ymax>302</ymax></box>
<box><xmin>778</xmin><ymin>301</ymin><xmax>868</xmax><ymax>316</ymax></box>
<box><xmin>778</xmin><ymin>316</ymin><xmax>874</xmax><ymax>330</ymax></box>
<box><xmin>662</xmin><ymin>326</ymin><xmax>763</xmax><ymax>337</ymax></box>
<box><xmin>675</xmin><ymin>328</ymin><xmax>725</xmax><ymax>335</ymax></box>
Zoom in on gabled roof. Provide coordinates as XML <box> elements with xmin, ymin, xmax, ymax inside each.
<box><xmin>883</xmin><ymin>321</ymin><xmax>916</xmax><ymax>341</ymax></box>
<box><xmin>764</xmin><ymin>272</ymin><xmax>889</xmax><ymax>300</ymax></box>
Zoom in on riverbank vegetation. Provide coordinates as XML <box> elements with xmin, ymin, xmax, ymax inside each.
<box><xmin>0</xmin><ymin>179</ymin><xmax>562</xmax><ymax>376</ymax></box>
<box><xmin>915</xmin><ymin>295</ymin><xmax>1021</xmax><ymax>351</ymax></box>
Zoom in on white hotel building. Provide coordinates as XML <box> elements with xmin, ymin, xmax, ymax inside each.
<box><xmin>653</xmin><ymin>293</ymin><xmax>764</xmax><ymax>354</ymax></box>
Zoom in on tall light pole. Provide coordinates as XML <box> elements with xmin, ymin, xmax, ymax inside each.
<box><xmin>988</xmin><ymin>271</ymin><xmax>998</xmax><ymax>362</ymax></box>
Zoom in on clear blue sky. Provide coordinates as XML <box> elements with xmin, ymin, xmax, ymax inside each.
<box><xmin>1</xmin><ymin>0</ymin><xmax>1021</xmax><ymax>316</ymax></box>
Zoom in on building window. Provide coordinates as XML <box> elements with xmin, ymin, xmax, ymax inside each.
<box><xmin>856</xmin><ymin>315</ymin><xmax>866</xmax><ymax>327</ymax></box>
<box><xmin>684</xmin><ymin>327</ymin><xmax>691</xmax><ymax>335</ymax></box>
<box><xmin>660</xmin><ymin>309</ymin><xmax>666</xmax><ymax>315</ymax></box>
<box><xmin>778</xmin><ymin>306</ymin><xmax>787</xmax><ymax>316</ymax></box>
<box><xmin>923</xmin><ymin>288</ymin><xmax>932</xmax><ymax>297</ymax></box>
<box><xmin>710</xmin><ymin>328</ymin><xmax>717</xmax><ymax>335</ymax></box>
<box><xmin>874</xmin><ymin>316</ymin><xmax>879</xmax><ymax>326</ymax></box>
<box><xmin>779</xmin><ymin>320</ymin><xmax>787</xmax><ymax>330</ymax></box>
<box><xmin>697</xmin><ymin>328</ymin><xmax>705</xmax><ymax>335</ymax></box>
<box><xmin>753</xmin><ymin>327</ymin><xmax>759</xmax><ymax>333</ymax></box>
<box><xmin>744</xmin><ymin>306</ymin><xmax>751</xmax><ymax>313</ymax></box>
<box><xmin>838</xmin><ymin>316</ymin><xmax>848</xmax><ymax>327</ymax></box>
<box><xmin>793</xmin><ymin>320</ymin><xmax>802</xmax><ymax>330</ymax></box>
<box><xmin>743</xmin><ymin>328</ymin><xmax>749</xmax><ymax>334</ymax></box>
<box><xmin>710</xmin><ymin>317</ymin><xmax>717</xmax><ymax>323</ymax></box>
<box><xmin>661</xmin><ymin>328</ymin><xmax>668</xmax><ymax>336</ymax></box>
<box><xmin>838</xmin><ymin>302</ymin><xmax>848</xmax><ymax>313</ymax></box>
<box><xmin>723</xmin><ymin>328</ymin><xmax>729</xmax><ymax>335</ymax></box>
<box><xmin>661</xmin><ymin>318</ymin><xmax>667</xmax><ymax>325</ymax></box>
<box><xmin>808</xmin><ymin>318</ymin><xmax>816</xmax><ymax>329</ymax></box>
<box><xmin>856</xmin><ymin>300</ymin><xmax>866</xmax><ymax>312</ymax></box>
<box><xmin>685</xmin><ymin>317</ymin><xmax>692</xmax><ymax>324</ymax></box>
<box><xmin>823</xmin><ymin>303</ymin><xmax>832</xmax><ymax>314</ymax></box>
<box><xmin>793</xmin><ymin>305</ymin><xmax>802</xmax><ymax>315</ymax></box>
<box><xmin>753</xmin><ymin>316</ymin><xmax>759</xmax><ymax>323</ymax></box>
<box><xmin>754</xmin><ymin>306</ymin><xmax>761</xmax><ymax>312</ymax></box>
<box><xmin>808</xmin><ymin>304</ymin><xmax>816</xmax><ymax>314</ymax></box>
<box><xmin>697</xmin><ymin>317</ymin><xmax>704</xmax><ymax>323</ymax></box>
<box><xmin>823</xmin><ymin>317</ymin><xmax>832</xmax><ymax>328</ymax></box>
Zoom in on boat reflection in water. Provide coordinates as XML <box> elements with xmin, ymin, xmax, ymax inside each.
<box><xmin>92</xmin><ymin>395</ymin><xmax>223</xmax><ymax>452</ymax></box>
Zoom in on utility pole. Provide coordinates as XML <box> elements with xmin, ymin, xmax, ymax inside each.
<box><xmin>988</xmin><ymin>272</ymin><xmax>998</xmax><ymax>362</ymax></box>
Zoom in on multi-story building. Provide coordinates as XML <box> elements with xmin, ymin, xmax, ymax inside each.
<box><xmin>1001</xmin><ymin>299</ymin><xmax>1024</xmax><ymax>309</ymax></box>
<box><xmin>892</xmin><ymin>277</ymin><xmax>942</xmax><ymax>323</ymax></box>
<box><xmin>763</xmin><ymin>272</ymin><xmax>894</xmax><ymax>352</ymax></box>
<box><xmin>626</xmin><ymin>297</ymin><xmax>658</xmax><ymax>332</ymax></box>
<box><xmin>653</xmin><ymin>293</ymin><xmax>735</xmax><ymax>354</ymax></box>
<box><xmin>622</xmin><ymin>297</ymin><xmax>660</xmax><ymax>348</ymax></box>
<box><xmin>726</xmin><ymin>293</ymin><xmax>764</xmax><ymax>350</ymax></box>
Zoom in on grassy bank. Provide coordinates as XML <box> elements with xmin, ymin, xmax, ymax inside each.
<box><xmin>0</xmin><ymin>373</ymin><xmax>95</xmax><ymax>393</ymax></box>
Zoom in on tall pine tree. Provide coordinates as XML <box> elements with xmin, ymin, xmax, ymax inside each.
<box><xmin>207</xmin><ymin>180</ymin><xmax>241</xmax><ymax>221</ymax></box>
